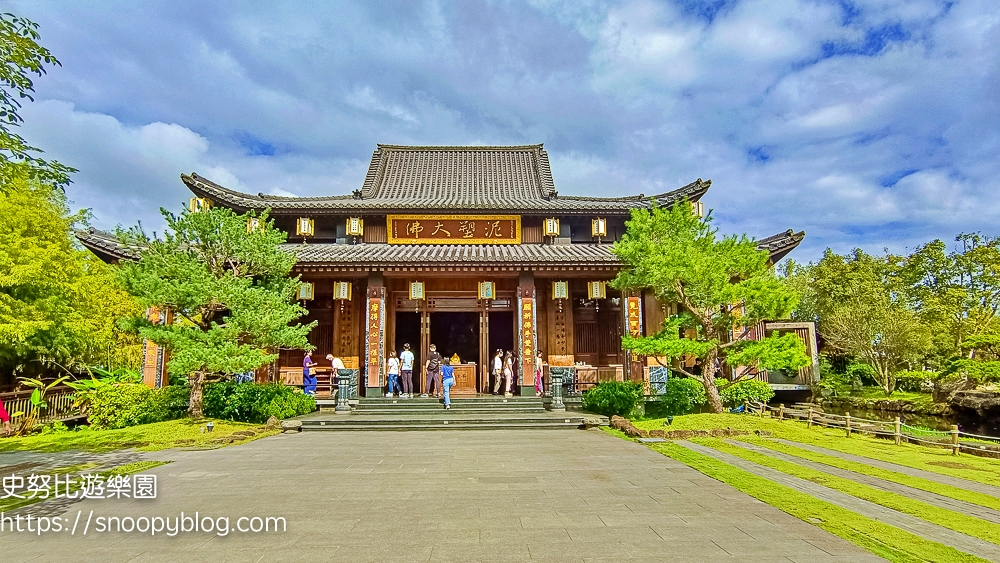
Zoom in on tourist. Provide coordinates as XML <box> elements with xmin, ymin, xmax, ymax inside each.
<box><xmin>441</xmin><ymin>357</ymin><xmax>455</xmax><ymax>409</ymax></box>
<box><xmin>535</xmin><ymin>350</ymin><xmax>544</xmax><ymax>397</ymax></box>
<box><xmin>492</xmin><ymin>349</ymin><xmax>504</xmax><ymax>395</ymax></box>
<box><xmin>400</xmin><ymin>343</ymin><xmax>414</xmax><ymax>398</ymax></box>
<box><xmin>0</xmin><ymin>396</ymin><xmax>10</xmax><ymax>436</ymax></box>
<box><xmin>303</xmin><ymin>351</ymin><xmax>317</xmax><ymax>395</ymax></box>
<box><xmin>503</xmin><ymin>351</ymin><xmax>514</xmax><ymax>398</ymax></box>
<box><xmin>386</xmin><ymin>350</ymin><xmax>400</xmax><ymax>398</ymax></box>
<box><xmin>326</xmin><ymin>353</ymin><xmax>346</xmax><ymax>370</ymax></box>
<box><xmin>423</xmin><ymin>343</ymin><xmax>443</xmax><ymax>398</ymax></box>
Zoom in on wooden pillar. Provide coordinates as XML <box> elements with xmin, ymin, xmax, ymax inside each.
<box><xmin>364</xmin><ymin>272</ymin><xmax>386</xmax><ymax>397</ymax></box>
<box><xmin>518</xmin><ymin>271</ymin><xmax>536</xmax><ymax>396</ymax></box>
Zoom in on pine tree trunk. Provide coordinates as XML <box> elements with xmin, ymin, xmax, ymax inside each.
<box><xmin>701</xmin><ymin>349</ymin><xmax>725</xmax><ymax>414</ymax></box>
<box><xmin>188</xmin><ymin>371</ymin><xmax>205</xmax><ymax>419</ymax></box>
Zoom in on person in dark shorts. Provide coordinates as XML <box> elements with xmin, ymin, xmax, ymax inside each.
<box><xmin>422</xmin><ymin>343</ymin><xmax>443</xmax><ymax>398</ymax></box>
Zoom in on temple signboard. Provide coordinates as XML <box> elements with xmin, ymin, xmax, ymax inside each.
<box><xmin>387</xmin><ymin>215</ymin><xmax>520</xmax><ymax>244</ymax></box>
<box><xmin>626</xmin><ymin>296</ymin><xmax>642</xmax><ymax>337</ymax></box>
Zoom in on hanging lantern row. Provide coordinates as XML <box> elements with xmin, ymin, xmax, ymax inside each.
<box><xmin>591</xmin><ymin>218</ymin><xmax>607</xmax><ymax>237</ymax></box>
<box><xmin>552</xmin><ymin>281</ymin><xmax>569</xmax><ymax>300</ymax></box>
<box><xmin>690</xmin><ymin>201</ymin><xmax>705</xmax><ymax>218</ymax></box>
<box><xmin>478</xmin><ymin>281</ymin><xmax>495</xmax><ymax>300</ymax></box>
<box><xmin>296</xmin><ymin>217</ymin><xmax>315</xmax><ymax>236</ymax></box>
<box><xmin>587</xmin><ymin>281</ymin><xmax>607</xmax><ymax>300</ymax></box>
<box><xmin>333</xmin><ymin>281</ymin><xmax>352</xmax><ymax>300</ymax></box>
<box><xmin>246</xmin><ymin>217</ymin><xmax>263</xmax><ymax>233</ymax></box>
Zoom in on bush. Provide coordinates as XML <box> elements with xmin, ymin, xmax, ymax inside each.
<box><xmin>846</xmin><ymin>362</ymin><xmax>878</xmax><ymax>388</ymax></box>
<box><xmin>88</xmin><ymin>384</ymin><xmax>189</xmax><ymax>429</ymax></box>
<box><xmin>655</xmin><ymin>378</ymin><xmax>706</xmax><ymax>416</ymax></box>
<box><xmin>581</xmin><ymin>381</ymin><xmax>645</xmax><ymax>418</ymax></box>
<box><xmin>203</xmin><ymin>382</ymin><xmax>315</xmax><ymax>423</ymax></box>
<box><xmin>719</xmin><ymin>379</ymin><xmax>774</xmax><ymax>408</ymax></box>
<box><xmin>895</xmin><ymin>370</ymin><xmax>936</xmax><ymax>393</ymax></box>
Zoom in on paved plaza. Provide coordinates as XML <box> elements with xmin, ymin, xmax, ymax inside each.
<box><xmin>4</xmin><ymin>429</ymin><xmax>883</xmax><ymax>563</ymax></box>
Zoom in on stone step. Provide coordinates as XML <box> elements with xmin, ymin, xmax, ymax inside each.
<box><xmin>351</xmin><ymin>407</ymin><xmax>547</xmax><ymax>415</ymax></box>
<box><xmin>301</xmin><ymin>421</ymin><xmax>584</xmax><ymax>431</ymax></box>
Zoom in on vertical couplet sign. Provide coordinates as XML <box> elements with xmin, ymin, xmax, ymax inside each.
<box><xmin>520</xmin><ymin>298</ymin><xmax>535</xmax><ymax>386</ymax></box>
<box><xmin>366</xmin><ymin>297</ymin><xmax>383</xmax><ymax>388</ymax></box>
<box><xmin>626</xmin><ymin>296</ymin><xmax>642</xmax><ymax>337</ymax></box>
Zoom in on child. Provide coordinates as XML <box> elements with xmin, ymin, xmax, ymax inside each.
<box><xmin>386</xmin><ymin>350</ymin><xmax>401</xmax><ymax>398</ymax></box>
<box><xmin>441</xmin><ymin>357</ymin><xmax>455</xmax><ymax>409</ymax></box>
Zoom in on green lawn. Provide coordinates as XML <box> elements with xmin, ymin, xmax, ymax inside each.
<box><xmin>634</xmin><ymin>414</ymin><xmax>1000</xmax><ymax>487</ymax></box>
<box><xmin>743</xmin><ymin>437</ymin><xmax>1000</xmax><ymax>511</ymax></box>
<box><xmin>653</xmin><ymin>441</ymin><xmax>986</xmax><ymax>563</ymax></box>
<box><xmin>694</xmin><ymin>437</ymin><xmax>1000</xmax><ymax>546</ymax></box>
<box><xmin>0</xmin><ymin>419</ymin><xmax>279</xmax><ymax>453</ymax></box>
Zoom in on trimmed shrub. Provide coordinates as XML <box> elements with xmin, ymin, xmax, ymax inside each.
<box><xmin>203</xmin><ymin>382</ymin><xmax>315</xmax><ymax>423</ymax></box>
<box><xmin>655</xmin><ymin>378</ymin><xmax>706</xmax><ymax>416</ymax></box>
<box><xmin>720</xmin><ymin>379</ymin><xmax>775</xmax><ymax>408</ymax></box>
<box><xmin>581</xmin><ymin>381</ymin><xmax>645</xmax><ymax>418</ymax></box>
<box><xmin>894</xmin><ymin>370</ymin><xmax>936</xmax><ymax>393</ymax></box>
<box><xmin>88</xmin><ymin>384</ymin><xmax>189</xmax><ymax>429</ymax></box>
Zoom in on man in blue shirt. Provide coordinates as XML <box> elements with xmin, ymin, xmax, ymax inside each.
<box><xmin>399</xmin><ymin>343</ymin><xmax>415</xmax><ymax>398</ymax></box>
<box><xmin>441</xmin><ymin>357</ymin><xmax>455</xmax><ymax>409</ymax></box>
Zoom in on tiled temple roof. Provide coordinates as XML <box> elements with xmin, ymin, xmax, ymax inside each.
<box><xmin>78</xmin><ymin>229</ymin><xmax>805</xmax><ymax>268</ymax></box>
<box><xmin>182</xmin><ymin>144</ymin><xmax>711</xmax><ymax>216</ymax></box>
<box><xmin>74</xmin><ymin>228</ymin><xmax>140</xmax><ymax>263</ymax></box>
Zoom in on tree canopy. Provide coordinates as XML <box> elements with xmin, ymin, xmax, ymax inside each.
<box><xmin>0</xmin><ymin>164</ymin><xmax>141</xmax><ymax>384</ymax></box>
<box><xmin>611</xmin><ymin>202</ymin><xmax>809</xmax><ymax>413</ymax></box>
<box><xmin>116</xmin><ymin>206</ymin><xmax>315</xmax><ymax>417</ymax></box>
<box><xmin>0</xmin><ymin>13</ymin><xmax>75</xmax><ymax>188</ymax></box>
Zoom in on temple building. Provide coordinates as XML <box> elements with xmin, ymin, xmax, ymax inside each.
<box><xmin>78</xmin><ymin>144</ymin><xmax>811</xmax><ymax>398</ymax></box>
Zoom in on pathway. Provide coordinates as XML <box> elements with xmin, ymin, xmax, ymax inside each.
<box><xmin>772</xmin><ymin>439</ymin><xmax>1000</xmax><ymax>498</ymax></box>
<box><xmin>729</xmin><ymin>440</ymin><xmax>1000</xmax><ymax>525</ymax></box>
<box><xmin>4</xmin><ymin>430</ymin><xmax>881</xmax><ymax>563</ymax></box>
<box><xmin>677</xmin><ymin>440</ymin><xmax>1000</xmax><ymax>562</ymax></box>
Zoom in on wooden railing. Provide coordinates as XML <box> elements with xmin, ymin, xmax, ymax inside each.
<box><xmin>1</xmin><ymin>387</ymin><xmax>80</xmax><ymax>427</ymax></box>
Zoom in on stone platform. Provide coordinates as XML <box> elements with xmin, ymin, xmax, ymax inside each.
<box><xmin>295</xmin><ymin>396</ymin><xmax>606</xmax><ymax>431</ymax></box>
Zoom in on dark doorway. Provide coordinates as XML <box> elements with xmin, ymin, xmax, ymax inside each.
<box><xmin>429</xmin><ymin>312</ymin><xmax>479</xmax><ymax>367</ymax></box>
<box><xmin>488</xmin><ymin>311</ymin><xmax>514</xmax><ymax>393</ymax></box>
<box><xmin>395</xmin><ymin>312</ymin><xmax>421</xmax><ymax>393</ymax></box>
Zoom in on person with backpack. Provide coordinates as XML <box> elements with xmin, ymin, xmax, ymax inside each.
<box><xmin>422</xmin><ymin>343</ymin><xmax>443</xmax><ymax>398</ymax></box>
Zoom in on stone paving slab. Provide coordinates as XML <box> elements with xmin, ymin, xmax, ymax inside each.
<box><xmin>678</xmin><ymin>440</ymin><xmax>1000</xmax><ymax>562</ymax></box>
<box><xmin>4</xmin><ymin>430</ymin><xmax>881</xmax><ymax>562</ymax></box>
<box><xmin>730</xmin><ymin>439</ymin><xmax>1000</xmax><ymax>524</ymax></box>
<box><xmin>772</xmin><ymin>438</ymin><xmax>1000</xmax><ymax>497</ymax></box>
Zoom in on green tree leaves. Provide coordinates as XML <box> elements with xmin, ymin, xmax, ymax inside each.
<box><xmin>611</xmin><ymin>201</ymin><xmax>809</xmax><ymax>413</ymax></box>
<box><xmin>115</xmin><ymin>206</ymin><xmax>315</xmax><ymax>417</ymax></box>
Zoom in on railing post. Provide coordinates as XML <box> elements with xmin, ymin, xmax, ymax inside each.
<box><xmin>845</xmin><ymin>412</ymin><xmax>852</xmax><ymax>438</ymax></box>
<box><xmin>335</xmin><ymin>370</ymin><xmax>352</xmax><ymax>414</ymax></box>
<box><xmin>951</xmin><ymin>424</ymin><xmax>960</xmax><ymax>456</ymax></box>
<box><xmin>807</xmin><ymin>408</ymin><xmax>814</xmax><ymax>428</ymax></box>
<box><xmin>894</xmin><ymin>417</ymin><xmax>902</xmax><ymax>446</ymax></box>
<box><xmin>778</xmin><ymin>403</ymin><xmax>784</xmax><ymax>421</ymax></box>
<box><xmin>743</xmin><ymin>399</ymin><xmax>749</xmax><ymax>414</ymax></box>
<box><xmin>549</xmin><ymin>371</ymin><xmax>565</xmax><ymax>412</ymax></box>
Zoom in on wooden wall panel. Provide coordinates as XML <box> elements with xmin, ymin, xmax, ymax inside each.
<box><xmin>364</xmin><ymin>223</ymin><xmax>387</xmax><ymax>243</ymax></box>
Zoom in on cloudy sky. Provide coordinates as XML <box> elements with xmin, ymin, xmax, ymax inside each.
<box><xmin>10</xmin><ymin>0</ymin><xmax>999</xmax><ymax>261</ymax></box>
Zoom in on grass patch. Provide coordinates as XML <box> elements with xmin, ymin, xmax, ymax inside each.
<box><xmin>695</xmin><ymin>438</ymin><xmax>1000</xmax><ymax>547</ymax></box>
<box><xmin>743</xmin><ymin>438</ymin><xmax>1000</xmax><ymax>511</ymax></box>
<box><xmin>0</xmin><ymin>419</ymin><xmax>278</xmax><ymax>453</ymax></box>
<box><xmin>0</xmin><ymin>460</ymin><xmax>171</xmax><ymax>512</ymax></box>
<box><xmin>652</xmin><ymin>441</ymin><xmax>986</xmax><ymax>563</ymax></box>
<box><xmin>634</xmin><ymin>414</ymin><xmax>1000</xmax><ymax>488</ymax></box>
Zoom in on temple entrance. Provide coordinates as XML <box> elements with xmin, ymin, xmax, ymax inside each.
<box><xmin>394</xmin><ymin>312</ymin><xmax>421</xmax><ymax>394</ymax></box>
<box><xmin>487</xmin><ymin>311</ymin><xmax>514</xmax><ymax>393</ymax></box>
<box><xmin>429</xmin><ymin>312</ymin><xmax>479</xmax><ymax>395</ymax></box>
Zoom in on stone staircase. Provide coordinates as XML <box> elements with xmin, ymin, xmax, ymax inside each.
<box><xmin>295</xmin><ymin>396</ymin><xmax>604</xmax><ymax>431</ymax></box>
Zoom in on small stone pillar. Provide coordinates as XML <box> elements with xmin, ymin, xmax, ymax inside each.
<box><xmin>549</xmin><ymin>370</ymin><xmax>565</xmax><ymax>412</ymax></box>
<box><xmin>335</xmin><ymin>370</ymin><xmax>352</xmax><ymax>414</ymax></box>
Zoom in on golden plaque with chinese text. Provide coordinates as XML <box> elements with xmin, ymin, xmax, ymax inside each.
<box><xmin>387</xmin><ymin>215</ymin><xmax>521</xmax><ymax>245</ymax></box>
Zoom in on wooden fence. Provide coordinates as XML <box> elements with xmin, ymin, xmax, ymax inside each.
<box><xmin>1</xmin><ymin>387</ymin><xmax>80</xmax><ymax>427</ymax></box>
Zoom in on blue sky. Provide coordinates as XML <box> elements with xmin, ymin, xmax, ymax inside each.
<box><xmin>11</xmin><ymin>0</ymin><xmax>999</xmax><ymax>261</ymax></box>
